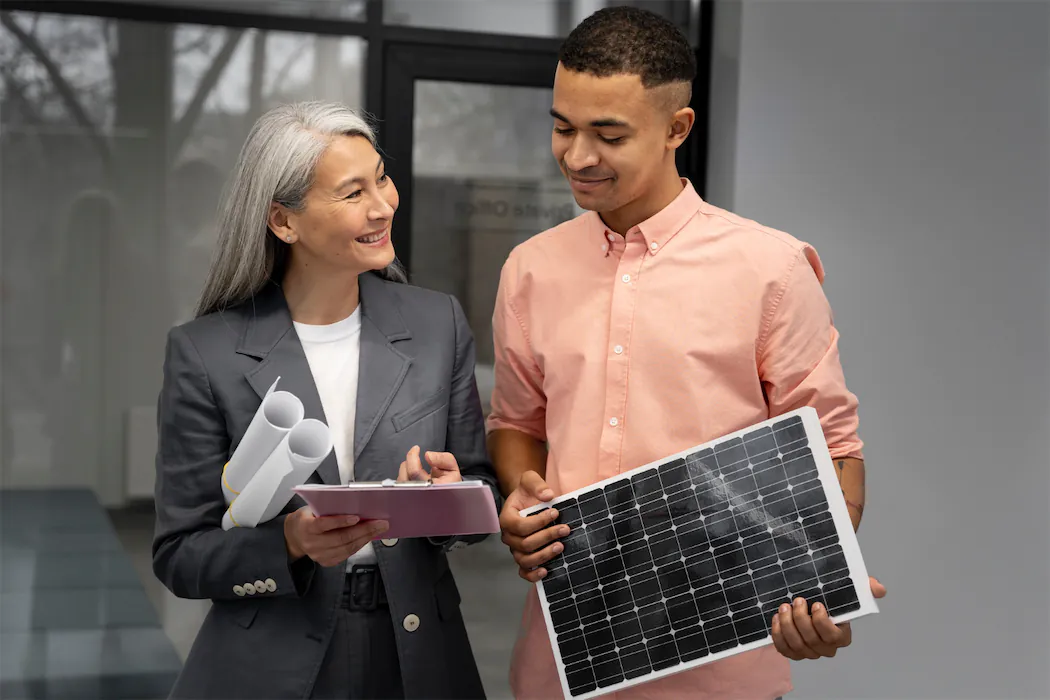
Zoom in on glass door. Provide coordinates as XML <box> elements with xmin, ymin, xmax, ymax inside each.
<box><xmin>380</xmin><ymin>43</ymin><xmax>579</xmax><ymax>415</ymax></box>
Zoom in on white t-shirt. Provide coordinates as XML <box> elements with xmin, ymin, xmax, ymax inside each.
<box><xmin>293</xmin><ymin>306</ymin><xmax>376</xmax><ymax>568</ymax></box>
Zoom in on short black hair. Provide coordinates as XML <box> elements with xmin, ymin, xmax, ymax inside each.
<box><xmin>559</xmin><ymin>6</ymin><xmax>696</xmax><ymax>89</ymax></box>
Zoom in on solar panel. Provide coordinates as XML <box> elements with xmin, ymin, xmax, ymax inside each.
<box><xmin>522</xmin><ymin>406</ymin><xmax>879</xmax><ymax>699</ymax></box>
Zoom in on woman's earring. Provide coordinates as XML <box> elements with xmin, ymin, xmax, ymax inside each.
<box><xmin>285</xmin><ymin>235</ymin><xmax>293</xmax><ymax>243</ymax></box>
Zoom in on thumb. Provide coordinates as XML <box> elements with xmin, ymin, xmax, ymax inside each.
<box><xmin>869</xmin><ymin>576</ymin><xmax>887</xmax><ymax>598</ymax></box>
<box><xmin>424</xmin><ymin>451</ymin><xmax>459</xmax><ymax>473</ymax></box>
<box><xmin>519</xmin><ymin>470</ymin><xmax>554</xmax><ymax>502</ymax></box>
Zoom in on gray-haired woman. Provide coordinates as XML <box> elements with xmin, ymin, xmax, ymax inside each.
<box><xmin>152</xmin><ymin>101</ymin><xmax>497</xmax><ymax>700</ymax></box>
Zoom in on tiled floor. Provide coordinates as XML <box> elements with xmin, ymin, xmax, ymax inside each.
<box><xmin>109</xmin><ymin>507</ymin><xmax>531</xmax><ymax>700</ymax></box>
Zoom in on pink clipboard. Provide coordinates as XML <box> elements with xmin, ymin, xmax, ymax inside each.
<box><xmin>292</xmin><ymin>480</ymin><xmax>500</xmax><ymax>540</ymax></box>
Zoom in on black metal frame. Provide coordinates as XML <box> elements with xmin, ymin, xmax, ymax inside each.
<box><xmin>4</xmin><ymin>0</ymin><xmax>715</xmax><ymax>273</ymax></box>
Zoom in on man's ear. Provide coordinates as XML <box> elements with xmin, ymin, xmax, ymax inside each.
<box><xmin>268</xmin><ymin>202</ymin><xmax>296</xmax><ymax>244</ymax></box>
<box><xmin>668</xmin><ymin>107</ymin><xmax>696</xmax><ymax>150</ymax></box>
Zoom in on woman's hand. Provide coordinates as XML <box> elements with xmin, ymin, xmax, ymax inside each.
<box><xmin>397</xmin><ymin>445</ymin><xmax>462</xmax><ymax>484</ymax></box>
<box><xmin>284</xmin><ymin>507</ymin><xmax>388</xmax><ymax>567</ymax></box>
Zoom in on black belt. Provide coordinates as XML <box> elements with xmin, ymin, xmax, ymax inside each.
<box><xmin>342</xmin><ymin>565</ymin><xmax>388</xmax><ymax>612</ymax></box>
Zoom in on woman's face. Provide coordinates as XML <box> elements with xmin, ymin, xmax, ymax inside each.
<box><xmin>275</xmin><ymin>135</ymin><xmax>398</xmax><ymax>275</ymax></box>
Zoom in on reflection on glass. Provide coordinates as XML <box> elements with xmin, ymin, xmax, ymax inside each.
<box><xmin>411</xmin><ymin>80</ymin><xmax>581</xmax><ymax>413</ymax></box>
<box><xmin>1</xmin><ymin>10</ymin><xmax>366</xmax><ymax>693</ymax></box>
<box><xmin>0</xmin><ymin>11</ymin><xmax>365</xmax><ymax>505</ymax></box>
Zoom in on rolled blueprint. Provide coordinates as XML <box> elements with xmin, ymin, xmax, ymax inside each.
<box><xmin>221</xmin><ymin>377</ymin><xmax>304</xmax><ymax>504</ymax></box>
<box><xmin>221</xmin><ymin>418</ymin><xmax>332</xmax><ymax>530</ymax></box>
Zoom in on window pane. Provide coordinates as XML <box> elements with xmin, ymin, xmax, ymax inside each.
<box><xmin>0</xmin><ymin>11</ymin><xmax>365</xmax><ymax>505</ymax></box>
<box><xmin>100</xmin><ymin>0</ymin><xmax>366</xmax><ymax>21</ymax></box>
<box><xmin>385</xmin><ymin>0</ymin><xmax>692</xmax><ymax>40</ymax></box>
<box><xmin>411</xmin><ymin>80</ymin><xmax>582</xmax><ymax>414</ymax></box>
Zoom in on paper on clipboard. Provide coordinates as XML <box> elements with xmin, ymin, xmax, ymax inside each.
<box><xmin>292</xmin><ymin>480</ymin><xmax>500</xmax><ymax>540</ymax></box>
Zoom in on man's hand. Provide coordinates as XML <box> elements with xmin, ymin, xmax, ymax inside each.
<box><xmin>284</xmin><ymin>507</ymin><xmax>389</xmax><ymax>567</ymax></box>
<box><xmin>499</xmin><ymin>471</ymin><xmax>569</xmax><ymax>583</ymax></box>
<box><xmin>397</xmin><ymin>445</ymin><xmax>462</xmax><ymax>484</ymax></box>
<box><xmin>771</xmin><ymin>576</ymin><xmax>886</xmax><ymax>660</ymax></box>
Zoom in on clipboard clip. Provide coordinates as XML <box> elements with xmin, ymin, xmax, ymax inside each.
<box><xmin>380</xmin><ymin>479</ymin><xmax>432</xmax><ymax>488</ymax></box>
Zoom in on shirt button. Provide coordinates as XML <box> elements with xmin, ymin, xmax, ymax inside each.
<box><xmin>403</xmin><ymin>614</ymin><xmax>420</xmax><ymax>632</ymax></box>
<box><xmin>650</xmin><ymin>241</ymin><xmax>659</xmax><ymax>251</ymax></box>
<box><xmin>601</xmin><ymin>243</ymin><xmax>608</xmax><ymax>253</ymax></box>
<box><xmin>621</xmin><ymin>274</ymin><xmax>631</xmax><ymax>283</ymax></box>
<box><xmin>606</xmin><ymin>232</ymin><xmax>616</xmax><ymax>242</ymax></box>
<box><xmin>233</xmin><ymin>585</ymin><xmax>245</xmax><ymax>597</ymax></box>
<box><xmin>609</xmin><ymin>417</ymin><xmax>619</xmax><ymax>427</ymax></box>
<box><xmin>614</xmin><ymin>345</ymin><xmax>624</xmax><ymax>355</ymax></box>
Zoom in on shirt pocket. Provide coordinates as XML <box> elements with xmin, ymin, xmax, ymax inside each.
<box><xmin>390</xmin><ymin>388</ymin><xmax>448</xmax><ymax>433</ymax></box>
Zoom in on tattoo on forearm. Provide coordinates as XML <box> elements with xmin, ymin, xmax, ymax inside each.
<box><xmin>842</xmin><ymin>488</ymin><xmax>864</xmax><ymax>516</ymax></box>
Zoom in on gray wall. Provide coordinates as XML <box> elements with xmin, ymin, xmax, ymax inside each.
<box><xmin>707</xmin><ymin>1</ymin><xmax>1049</xmax><ymax>697</ymax></box>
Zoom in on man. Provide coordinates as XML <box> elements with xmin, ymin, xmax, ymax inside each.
<box><xmin>487</xmin><ymin>7</ymin><xmax>885</xmax><ymax>700</ymax></box>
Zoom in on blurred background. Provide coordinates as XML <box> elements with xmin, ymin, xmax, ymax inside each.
<box><xmin>0</xmin><ymin>0</ymin><xmax>1046</xmax><ymax>698</ymax></box>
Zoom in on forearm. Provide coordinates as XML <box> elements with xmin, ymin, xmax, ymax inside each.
<box><xmin>488</xmin><ymin>428</ymin><xmax>548</xmax><ymax>498</ymax></box>
<box><xmin>153</xmin><ymin>513</ymin><xmax>315</xmax><ymax>601</ymax></box>
<box><xmin>833</xmin><ymin>457</ymin><xmax>865</xmax><ymax>531</ymax></box>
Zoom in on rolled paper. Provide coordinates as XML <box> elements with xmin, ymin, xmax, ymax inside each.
<box><xmin>221</xmin><ymin>377</ymin><xmax>304</xmax><ymax>504</ymax></box>
<box><xmin>222</xmin><ymin>418</ymin><xmax>332</xmax><ymax>530</ymax></box>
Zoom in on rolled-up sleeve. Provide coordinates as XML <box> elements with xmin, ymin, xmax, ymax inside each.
<box><xmin>757</xmin><ymin>247</ymin><xmax>864</xmax><ymax>459</ymax></box>
<box><xmin>486</xmin><ymin>255</ymin><xmax>547</xmax><ymax>441</ymax></box>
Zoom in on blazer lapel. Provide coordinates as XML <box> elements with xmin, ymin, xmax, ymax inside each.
<box><xmin>236</xmin><ymin>282</ymin><xmax>341</xmax><ymax>486</ymax></box>
<box><xmin>353</xmin><ymin>273</ymin><xmax>412</xmax><ymax>479</ymax></box>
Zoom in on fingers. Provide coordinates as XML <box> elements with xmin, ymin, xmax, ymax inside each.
<box><xmin>302</xmin><ymin>508</ymin><xmax>360</xmax><ymax>534</ymax></box>
<box><xmin>792</xmin><ymin>598</ymin><xmax>834</xmax><ymax>656</ymax></box>
<box><xmin>777</xmin><ymin>602</ymin><xmax>819</xmax><ymax>659</ymax></box>
<box><xmin>811</xmin><ymin>603</ymin><xmax>845</xmax><ymax>646</ymax></box>
<box><xmin>519</xmin><ymin>470</ymin><xmax>554</xmax><ymax>502</ymax></box>
<box><xmin>501</xmin><ymin>503</ymin><xmax>560</xmax><ymax>539</ymax></box>
<box><xmin>520</xmin><ymin>520</ymin><xmax>571</xmax><ymax>553</ymax></box>
<box><xmin>771</xmin><ymin>614</ymin><xmax>796</xmax><ymax>660</ymax></box>
<box><xmin>869</xmin><ymin>576</ymin><xmax>887</xmax><ymax>598</ymax></box>
<box><xmin>404</xmin><ymin>445</ymin><xmax>429</xmax><ymax>481</ymax></box>
<box><xmin>518</xmin><ymin>565</ymin><xmax>548</xmax><ymax>584</ymax></box>
<box><xmin>305</xmin><ymin>521</ymin><xmax>389</xmax><ymax>567</ymax></box>
<box><xmin>424</xmin><ymin>450</ymin><xmax>459</xmax><ymax>475</ymax></box>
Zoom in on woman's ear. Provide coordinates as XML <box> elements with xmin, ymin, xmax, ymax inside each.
<box><xmin>268</xmin><ymin>202</ymin><xmax>296</xmax><ymax>244</ymax></box>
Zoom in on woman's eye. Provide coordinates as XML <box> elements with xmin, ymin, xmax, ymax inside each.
<box><xmin>346</xmin><ymin>190</ymin><xmax>362</xmax><ymax>200</ymax></box>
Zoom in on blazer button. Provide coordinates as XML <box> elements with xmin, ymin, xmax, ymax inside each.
<box><xmin>381</xmin><ymin>538</ymin><xmax>399</xmax><ymax>547</ymax></box>
<box><xmin>264</xmin><ymin>578</ymin><xmax>277</xmax><ymax>592</ymax></box>
<box><xmin>233</xmin><ymin>585</ymin><xmax>246</xmax><ymax>597</ymax></box>
<box><xmin>244</xmin><ymin>583</ymin><xmax>257</xmax><ymax>595</ymax></box>
<box><xmin>402</xmin><ymin>614</ymin><xmax>420</xmax><ymax>632</ymax></box>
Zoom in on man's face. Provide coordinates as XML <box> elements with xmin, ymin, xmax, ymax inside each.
<box><xmin>550</xmin><ymin>64</ymin><xmax>677</xmax><ymax>215</ymax></box>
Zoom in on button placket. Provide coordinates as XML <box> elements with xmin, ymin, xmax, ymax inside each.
<box><xmin>598</xmin><ymin>238</ymin><xmax>646</xmax><ymax>478</ymax></box>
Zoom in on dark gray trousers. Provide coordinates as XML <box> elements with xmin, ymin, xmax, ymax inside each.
<box><xmin>309</xmin><ymin>568</ymin><xmax>404</xmax><ymax>700</ymax></box>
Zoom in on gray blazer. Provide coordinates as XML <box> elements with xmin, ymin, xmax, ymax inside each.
<box><xmin>153</xmin><ymin>272</ymin><xmax>499</xmax><ymax>699</ymax></box>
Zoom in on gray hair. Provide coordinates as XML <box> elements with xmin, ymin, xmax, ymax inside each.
<box><xmin>194</xmin><ymin>101</ymin><xmax>407</xmax><ymax>318</ymax></box>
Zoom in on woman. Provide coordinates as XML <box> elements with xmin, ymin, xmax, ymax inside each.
<box><xmin>153</xmin><ymin>101</ymin><xmax>498</xmax><ymax>700</ymax></box>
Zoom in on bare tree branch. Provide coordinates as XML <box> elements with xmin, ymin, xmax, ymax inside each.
<box><xmin>1</xmin><ymin>64</ymin><xmax>42</xmax><ymax>124</ymax></box>
<box><xmin>170</xmin><ymin>27</ymin><xmax>245</xmax><ymax>159</ymax></box>
<box><xmin>0</xmin><ymin>11</ymin><xmax>110</xmax><ymax>165</ymax></box>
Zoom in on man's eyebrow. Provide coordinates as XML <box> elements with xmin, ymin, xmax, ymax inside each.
<box><xmin>550</xmin><ymin>108</ymin><xmax>629</xmax><ymax>129</ymax></box>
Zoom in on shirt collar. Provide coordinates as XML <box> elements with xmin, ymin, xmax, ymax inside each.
<box><xmin>587</xmin><ymin>178</ymin><xmax>703</xmax><ymax>256</ymax></box>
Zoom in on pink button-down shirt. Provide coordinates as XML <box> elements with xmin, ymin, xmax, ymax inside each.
<box><xmin>487</xmin><ymin>180</ymin><xmax>863</xmax><ymax>700</ymax></box>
